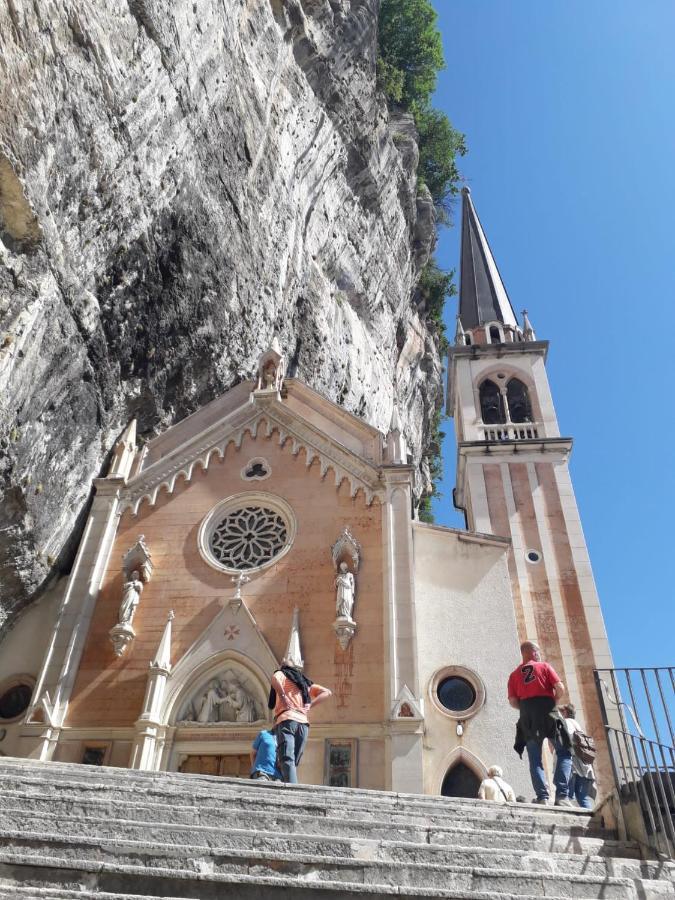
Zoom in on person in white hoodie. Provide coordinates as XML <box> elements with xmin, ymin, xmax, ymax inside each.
<box><xmin>478</xmin><ymin>765</ymin><xmax>517</xmax><ymax>803</ymax></box>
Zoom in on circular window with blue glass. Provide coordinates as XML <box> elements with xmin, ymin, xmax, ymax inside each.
<box><xmin>430</xmin><ymin>666</ymin><xmax>485</xmax><ymax>720</ymax></box>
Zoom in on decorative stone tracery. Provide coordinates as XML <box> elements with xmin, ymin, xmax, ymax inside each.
<box><xmin>210</xmin><ymin>505</ymin><xmax>287</xmax><ymax>571</ymax></box>
<box><xmin>198</xmin><ymin>493</ymin><xmax>296</xmax><ymax>575</ymax></box>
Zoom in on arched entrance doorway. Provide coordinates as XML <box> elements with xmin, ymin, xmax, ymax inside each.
<box><xmin>441</xmin><ymin>762</ymin><xmax>481</xmax><ymax>798</ymax></box>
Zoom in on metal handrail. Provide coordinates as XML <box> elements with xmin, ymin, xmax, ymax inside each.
<box><xmin>594</xmin><ymin>666</ymin><xmax>675</xmax><ymax>859</ymax></box>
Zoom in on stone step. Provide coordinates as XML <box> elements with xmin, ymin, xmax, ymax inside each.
<box><xmin>0</xmin><ymin>766</ymin><xmax>607</xmax><ymax>837</ymax></box>
<box><xmin>0</xmin><ymin>794</ymin><xmax>639</xmax><ymax>857</ymax></box>
<box><xmin>0</xmin><ymin>865</ymin><xmax>591</xmax><ymax>900</ymax></box>
<box><xmin>0</xmin><ymin>832</ymin><xmax>657</xmax><ymax>899</ymax></box>
<box><xmin>0</xmin><ymin>811</ymin><xmax>661</xmax><ymax>882</ymax></box>
<box><xmin>0</xmin><ymin>757</ymin><xmax>597</xmax><ymax>822</ymax></box>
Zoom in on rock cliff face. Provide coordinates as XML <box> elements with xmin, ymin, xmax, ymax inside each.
<box><xmin>0</xmin><ymin>0</ymin><xmax>442</xmax><ymax>634</ymax></box>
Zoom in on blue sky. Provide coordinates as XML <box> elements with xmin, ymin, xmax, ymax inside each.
<box><xmin>430</xmin><ymin>2</ymin><xmax>675</xmax><ymax>668</ymax></box>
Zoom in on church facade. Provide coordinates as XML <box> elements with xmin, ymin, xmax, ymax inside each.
<box><xmin>0</xmin><ymin>190</ymin><xmax>614</xmax><ymax>801</ymax></box>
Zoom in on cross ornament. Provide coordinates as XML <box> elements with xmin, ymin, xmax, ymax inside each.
<box><xmin>221</xmin><ymin>572</ymin><xmax>251</xmax><ymax>613</ymax></box>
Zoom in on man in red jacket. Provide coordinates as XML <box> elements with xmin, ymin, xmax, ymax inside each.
<box><xmin>508</xmin><ymin>640</ymin><xmax>573</xmax><ymax>806</ymax></box>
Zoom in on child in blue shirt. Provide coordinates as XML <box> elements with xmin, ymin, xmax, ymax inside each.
<box><xmin>250</xmin><ymin>728</ymin><xmax>282</xmax><ymax>780</ymax></box>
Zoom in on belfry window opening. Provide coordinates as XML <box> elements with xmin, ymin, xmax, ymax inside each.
<box><xmin>506</xmin><ymin>377</ymin><xmax>532</xmax><ymax>423</ymax></box>
<box><xmin>478</xmin><ymin>375</ymin><xmax>538</xmax><ymax>441</ymax></box>
<box><xmin>478</xmin><ymin>379</ymin><xmax>505</xmax><ymax>425</ymax></box>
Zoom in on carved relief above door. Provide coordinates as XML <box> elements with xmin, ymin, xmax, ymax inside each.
<box><xmin>175</xmin><ymin>664</ymin><xmax>267</xmax><ymax>726</ymax></box>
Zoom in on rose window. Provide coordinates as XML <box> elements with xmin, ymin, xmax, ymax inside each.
<box><xmin>209</xmin><ymin>505</ymin><xmax>288</xmax><ymax>570</ymax></box>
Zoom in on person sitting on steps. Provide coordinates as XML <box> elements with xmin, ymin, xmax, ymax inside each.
<box><xmin>249</xmin><ymin>728</ymin><xmax>282</xmax><ymax>782</ymax></box>
<box><xmin>507</xmin><ymin>640</ymin><xmax>573</xmax><ymax>807</ymax></box>
<box><xmin>478</xmin><ymin>765</ymin><xmax>517</xmax><ymax>803</ymax></box>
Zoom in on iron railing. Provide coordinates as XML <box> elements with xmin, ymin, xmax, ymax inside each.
<box><xmin>594</xmin><ymin>666</ymin><xmax>675</xmax><ymax>858</ymax></box>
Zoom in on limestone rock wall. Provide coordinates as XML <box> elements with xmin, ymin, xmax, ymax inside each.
<box><xmin>0</xmin><ymin>0</ymin><xmax>442</xmax><ymax>633</ymax></box>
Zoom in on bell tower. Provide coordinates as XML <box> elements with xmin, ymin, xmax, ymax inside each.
<box><xmin>447</xmin><ymin>187</ymin><xmax>613</xmax><ymax>755</ymax></box>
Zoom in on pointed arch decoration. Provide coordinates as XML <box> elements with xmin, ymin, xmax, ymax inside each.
<box><xmin>163</xmin><ymin>649</ymin><xmax>273</xmax><ymax>728</ymax></box>
<box><xmin>435</xmin><ymin>745</ymin><xmax>488</xmax><ymax>797</ymax></box>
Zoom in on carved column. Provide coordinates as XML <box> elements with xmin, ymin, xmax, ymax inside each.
<box><xmin>20</xmin><ymin>477</ymin><xmax>125</xmax><ymax>760</ymax></box>
<box><xmin>381</xmin><ymin>465</ymin><xmax>424</xmax><ymax>793</ymax></box>
<box><xmin>130</xmin><ymin>612</ymin><xmax>173</xmax><ymax>771</ymax></box>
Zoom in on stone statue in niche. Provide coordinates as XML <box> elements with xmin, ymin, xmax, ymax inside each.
<box><xmin>254</xmin><ymin>339</ymin><xmax>285</xmax><ymax>394</ymax></box>
<box><xmin>110</xmin><ymin>536</ymin><xmax>154</xmax><ymax>657</ymax></box>
<box><xmin>118</xmin><ymin>570</ymin><xmax>144</xmax><ymax>626</ymax></box>
<box><xmin>335</xmin><ymin>562</ymin><xmax>355</xmax><ymax>621</ymax></box>
<box><xmin>110</xmin><ymin>570</ymin><xmax>145</xmax><ymax>657</ymax></box>
<box><xmin>262</xmin><ymin>361</ymin><xmax>277</xmax><ymax>389</ymax></box>
<box><xmin>331</xmin><ymin>528</ymin><xmax>361</xmax><ymax>651</ymax></box>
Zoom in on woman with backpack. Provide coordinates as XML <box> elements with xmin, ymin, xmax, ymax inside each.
<box><xmin>561</xmin><ymin>703</ymin><xmax>596</xmax><ymax>809</ymax></box>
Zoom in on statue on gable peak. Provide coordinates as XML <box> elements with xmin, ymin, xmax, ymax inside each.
<box><xmin>255</xmin><ymin>339</ymin><xmax>286</xmax><ymax>394</ymax></box>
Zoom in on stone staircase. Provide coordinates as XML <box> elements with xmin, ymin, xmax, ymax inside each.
<box><xmin>0</xmin><ymin>758</ymin><xmax>673</xmax><ymax>899</ymax></box>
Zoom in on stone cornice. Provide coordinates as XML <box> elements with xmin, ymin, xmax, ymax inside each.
<box><xmin>448</xmin><ymin>339</ymin><xmax>549</xmax><ymax>362</ymax></box>
<box><xmin>120</xmin><ymin>397</ymin><xmax>385</xmax><ymax>515</ymax></box>
<box><xmin>458</xmin><ymin>436</ymin><xmax>573</xmax><ymax>457</ymax></box>
<box><xmin>453</xmin><ymin>437</ymin><xmax>573</xmax><ymax>511</ymax></box>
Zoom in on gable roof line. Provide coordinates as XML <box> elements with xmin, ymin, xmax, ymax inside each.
<box><xmin>120</xmin><ymin>398</ymin><xmax>384</xmax><ymax>516</ymax></box>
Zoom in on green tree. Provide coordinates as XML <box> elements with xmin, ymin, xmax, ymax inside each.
<box><xmin>378</xmin><ymin>0</ymin><xmax>445</xmax><ymax>109</ymax></box>
<box><xmin>378</xmin><ymin>0</ymin><xmax>466</xmax><ymax>212</ymax></box>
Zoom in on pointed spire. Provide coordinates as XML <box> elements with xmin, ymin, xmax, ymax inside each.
<box><xmin>459</xmin><ymin>187</ymin><xmax>518</xmax><ymax>330</ymax></box>
<box><xmin>386</xmin><ymin>404</ymin><xmax>407</xmax><ymax>464</ymax></box>
<box><xmin>389</xmin><ymin>404</ymin><xmax>402</xmax><ymax>434</ymax></box>
<box><xmin>521</xmin><ymin>309</ymin><xmax>536</xmax><ymax>341</ymax></box>
<box><xmin>150</xmin><ymin>610</ymin><xmax>174</xmax><ymax>672</ymax></box>
<box><xmin>108</xmin><ymin>419</ymin><xmax>137</xmax><ymax>479</ymax></box>
<box><xmin>454</xmin><ymin>315</ymin><xmax>466</xmax><ymax>346</ymax></box>
<box><xmin>282</xmin><ymin>607</ymin><xmax>304</xmax><ymax>670</ymax></box>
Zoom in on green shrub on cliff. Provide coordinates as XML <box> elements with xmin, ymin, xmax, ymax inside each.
<box><xmin>378</xmin><ymin>0</ymin><xmax>464</xmax><ymax>522</ymax></box>
<box><xmin>417</xmin><ymin>260</ymin><xmax>455</xmax><ymax>351</ymax></box>
<box><xmin>416</xmin><ymin>108</ymin><xmax>467</xmax><ymax>219</ymax></box>
<box><xmin>377</xmin><ymin>0</ymin><xmax>465</xmax><ymax>212</ymax></box>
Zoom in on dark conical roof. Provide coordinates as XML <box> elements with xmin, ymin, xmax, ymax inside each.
<box><xmin>459</xmin><ymin>188</ymin><xmax>518</xmax><ymax>329</ymax></box>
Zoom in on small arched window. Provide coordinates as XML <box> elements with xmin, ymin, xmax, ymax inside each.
<box><xmin>479</xmin><ymin>379</ymin><xmax>506</xmax><ymax>425</ymax></box>
<box><xmin>489</xmin><ymin>325</ymin><xmax>502</xmax><ymax>344</ymax></box>
<box><xmin>507</xmin><ymin>378</ymin><xmax>532</xmax><ymax>423</ymax></box>
<box><xmin>464</xmin><ymin>334</ymin><xmax>472</xmax><ymax>346</ymax></box>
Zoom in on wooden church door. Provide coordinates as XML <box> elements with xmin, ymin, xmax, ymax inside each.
<box><xmin>178</xmin><ymin>754</ymin><xmax>251</xmax><ymax>777</ymax></box>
